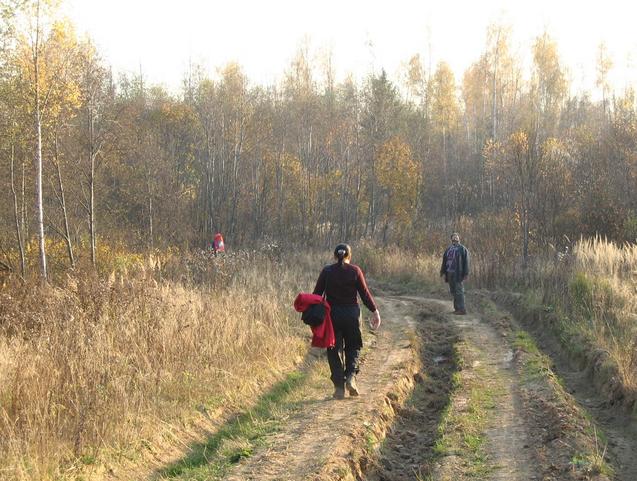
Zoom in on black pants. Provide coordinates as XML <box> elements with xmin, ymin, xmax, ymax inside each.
<box><xmin>327</xmin><ymin>305</ymin><xmax>362</xmax><ymax>388</ymax></box>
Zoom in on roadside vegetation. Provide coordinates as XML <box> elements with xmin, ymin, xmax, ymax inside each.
<box><xmin>0</xmin><ymin>246</ymin><xmax>320</xmax><ymax>481</ymax></box>
<box><xmin>510</xmin><ymin>238</ymin><xmax>637</xmax><ymax>413</ymax></box>
<box><xmin>359</xmin><ymin>235</ymin><xmax>637</xmax><ymax>415</ymax></box>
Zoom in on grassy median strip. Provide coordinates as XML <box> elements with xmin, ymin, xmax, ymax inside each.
<box><xmin>159</xmin><ymin>370</ymin><xmax>308</xmax><ymax>480</ymax></box>
<box><xmin>432</xmin><ymin>343</ymin><xmax>501</xmax><ymax>479</ymax></box>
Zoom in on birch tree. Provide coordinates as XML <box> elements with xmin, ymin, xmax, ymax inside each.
<box><xmin>77</xmin><ymin>41</ymin><xmax>112</xmax><ymax>266</ymax></box>
<box><xmin>13</xmin><ymin>0</ymin><xmax>76</xmax><ymax>279</ymax></box>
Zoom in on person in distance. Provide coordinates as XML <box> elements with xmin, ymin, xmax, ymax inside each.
<box><xmin>440</xmin><ymin>232</ymin><xmax>470</xmax><ymax>315</ymax></box>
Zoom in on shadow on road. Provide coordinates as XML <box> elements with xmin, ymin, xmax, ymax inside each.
<box><xmin>154</xmin><ymin>353</ymin><xmax>320</xmax><ymax>480</ymax></box>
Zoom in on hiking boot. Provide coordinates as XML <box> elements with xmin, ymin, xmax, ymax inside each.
<box><xmin>453</xmin><ymin>309</ymin><xmax>467</xmax><ymax>315</ymax></box>
<box><xmin>333</xmin><ymin>386</ymin><xmax>345</xmax><ymax>400</ymax></box>
<box><xmin>345</xmin><ymin>374</ymin><xmax>359</xmax><ymax>396</ymax></box>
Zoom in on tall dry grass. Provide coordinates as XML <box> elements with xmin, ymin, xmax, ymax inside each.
<box><xmin>575</xmin><ymin>237</ymin><xmax>637</xmax><ymax>279</ymax></box>
<box><xmin>565</xmin><ymin>238</ymin><xmax>637</xmax><ymax>391</ymax></box>
<box><xmin>0</xmin><ymin>247</ymin><xmax>319</xmax><ymax>480</ymax></box>
<box><xmin>355</xmin><ymin>243</ymin><xmax>441</xmax><ymax>288</ymax></box>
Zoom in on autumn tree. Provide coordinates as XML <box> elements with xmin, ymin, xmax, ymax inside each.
<box><xmin>485</xmin><ymin>131</ymin><xmax>541</xmax><ymax>263</ymax></box>
<box><xmin>403</xmin><ymin>54</ymin><xmax>427</xmax><ymax>106</ymax></box>
<box><xmin>8</xmin><ymin>1</ymin><xmax>84</xmax><ymax>279</ymax></box>
<box><xmin>485</xmin><ymin>23</ymin><xmax>516</xmax><ymax>141</ymax></box>
<box><xmin>596</xmin><ymin>42</ymin><xmax>613</xmax><ymax>118</ymax></box>
<box><xmin>375</xmin><ymin>136</ymin><xmax>419</xmax><ymax>244</ymax></box>
<box><xmin>77</xmin><ymin>40</ymin><xmax>114</xmax><ymax>265</ymax></box>
<box><xmin>430</xmin><ymin>61</ymin><xmax>459</xmax><ymax>221</ymax></box>
<box><xmin>535</xmin><ymin>137</ymin><xmax>575</xmax><ymax>242</ymax></box>
<box><xmin>360</xmin><ymin>70</ymin><xmax>403</xmax><ymax>237</ymax></box>
<box><xmin>18</xmin><ymin>0</ymin><xmax>56</xmax><ymax>279</ymax></box>
<box><xmin>531</xmin><ymin>31</ymin><xmax>568</xmax><ymax>143</ymax></box>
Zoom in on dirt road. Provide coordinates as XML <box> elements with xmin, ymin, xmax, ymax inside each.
<box><xmin>363</xmin><ymin>296</ymin><xmax>537</xmax><ymax>481</ymax></box>
<box><xmin>223</xmin><ymin>295</ymin><xmax>420</xmax><ymax>481</ymax></box>
<box><xmin>163</xmin><ymin>292</ymin><xmax>635</xmax><ymax>481</ymax></box>
<box><xmin>219</xmin><ymin>294</ymin><xmax>539</xmax><ymax>481</ymax></box>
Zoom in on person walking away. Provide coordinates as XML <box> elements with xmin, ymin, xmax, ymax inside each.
<box><xmin>313</xmin><ymin>243</ymin><xmax>381</xmax><ymax>400</ymax></box>
<box><xmin>440</xmin><ymin>232</ymin><xmax>470</xmax><ymax>315</ymax></box>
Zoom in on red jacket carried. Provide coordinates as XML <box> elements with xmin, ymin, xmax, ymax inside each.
<box><xmin>293</xmin><ymin>293</ymin><xmax>335</xmax><ymax>348</ymax></box>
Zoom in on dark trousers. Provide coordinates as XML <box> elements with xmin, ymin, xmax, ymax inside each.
<box><xmin>327</xmin><ymin>305</ymin><xmax>362</xmax><ymax>388</ymax></box>
<box><xmin>449</xmin><ymin>277</ymin><xmax>465</xmax><ymax>311</ymax></box>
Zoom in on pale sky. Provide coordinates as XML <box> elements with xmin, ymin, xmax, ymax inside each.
<box><xmin>64</xmin><ymin>0</ymin><xmax>637</xmax><ymax>97</ymax></box>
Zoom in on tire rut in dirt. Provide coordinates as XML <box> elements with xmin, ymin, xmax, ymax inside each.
<box><xmin>504</xmin><ymin>299</ymin><xmax>637</xmax><ymax>481</ymax></box>
<box><xmin>364</xmin><ymin>309</ymin><xmax>460</xmax><ymax>481</ymax></box>
<box><xmin>558</xmin><ymin>364</ymin><xmax>637</xmax><ymax>481</ymax></box>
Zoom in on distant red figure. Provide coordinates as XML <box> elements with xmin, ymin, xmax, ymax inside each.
<box><xmin>213</xmin><ymin>233</ymin><xmax>225</xmax><ymax>255</ymax></box>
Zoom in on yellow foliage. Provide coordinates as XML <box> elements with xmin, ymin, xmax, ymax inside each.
<box><xmin>375</xmin><ymin>136</ymin><xmax>420</xmax><ymax>224</ymax></box>
<box><xmin>12</xmin><ymin>17</ymin><xmax>83</xmax><ymax>124</ymax></box>
<box><xmin>95</xmin><ymin>243</ymin><xmax>145</xmax><ymax>274</ymax></box>
<box><xmin>432</xmin><ymin>61</ymin><xmax>460</xmax><ymax>133</ymax></box>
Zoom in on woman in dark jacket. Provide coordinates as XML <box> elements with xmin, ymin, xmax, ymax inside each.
<box><xmin>313</xmin><ymin>243</ymin><xmax>381</xmax><ymax>399</ymax></box>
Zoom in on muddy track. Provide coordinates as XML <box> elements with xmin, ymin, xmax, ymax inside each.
<box><xmin>362</xmin><ymin>299</ymin><xmax>460</xmax><ymax>481</ymax></box>
<box><xmin>366</xmin><ymin>297</ymin><xmax>538</xmax><ymax>481</ymax></box>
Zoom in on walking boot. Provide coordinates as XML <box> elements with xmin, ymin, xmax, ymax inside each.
<box><xmin>345</xmin><ymin>374</ymin><xmax>359</xmax><ymax>396</ymax></box>
<box><xmin>333</xmin><ymin>386</ymin><xmax>345</xmax><ymax>400</ymax></box>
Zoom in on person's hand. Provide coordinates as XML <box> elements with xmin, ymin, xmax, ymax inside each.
<box><xmin>369</xmin><ymin>310</ymin><xmax>381</xmax><ymax>330</ymax></box>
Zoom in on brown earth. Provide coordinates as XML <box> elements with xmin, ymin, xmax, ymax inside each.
<box><xmin>223</xmin><ymin>294</ymin><xmax>421</xmax><ymax>481</ymax></box>
<box><xmin>153</xmin><ymin>291</ymin><xmax>636</xmax><ymax>481</ymax></box>
<box><xmin>220</xmin><ymin>294</ymin><xmax>564</xmax><ymax>481</ymax></box>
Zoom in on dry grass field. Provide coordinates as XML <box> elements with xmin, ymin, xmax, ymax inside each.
<box><xmin>566</xmin><ymin>238</ymin><xmax>637</xmax><ymax>392</ymax></box>
<box><xmin>0</xmin><ymin>247</ymin><xmax>320</xmax><ymax>480</ymax></box>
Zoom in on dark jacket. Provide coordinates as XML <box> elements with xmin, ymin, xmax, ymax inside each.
<box><xmin>440</xmin><ymin>243</ymin><xmax>470</xmax><ymax>283</ymax></box>
<box><xmin>313</xmin><ymin>263</ymin><xmax>377</xmax><ymax>312</ymax></box>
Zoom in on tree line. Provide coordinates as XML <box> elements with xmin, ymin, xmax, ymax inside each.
<box><xmin>1</xmin><ymin>2</ymin><xmax>636</xmax><ymax>280</ymax></box>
